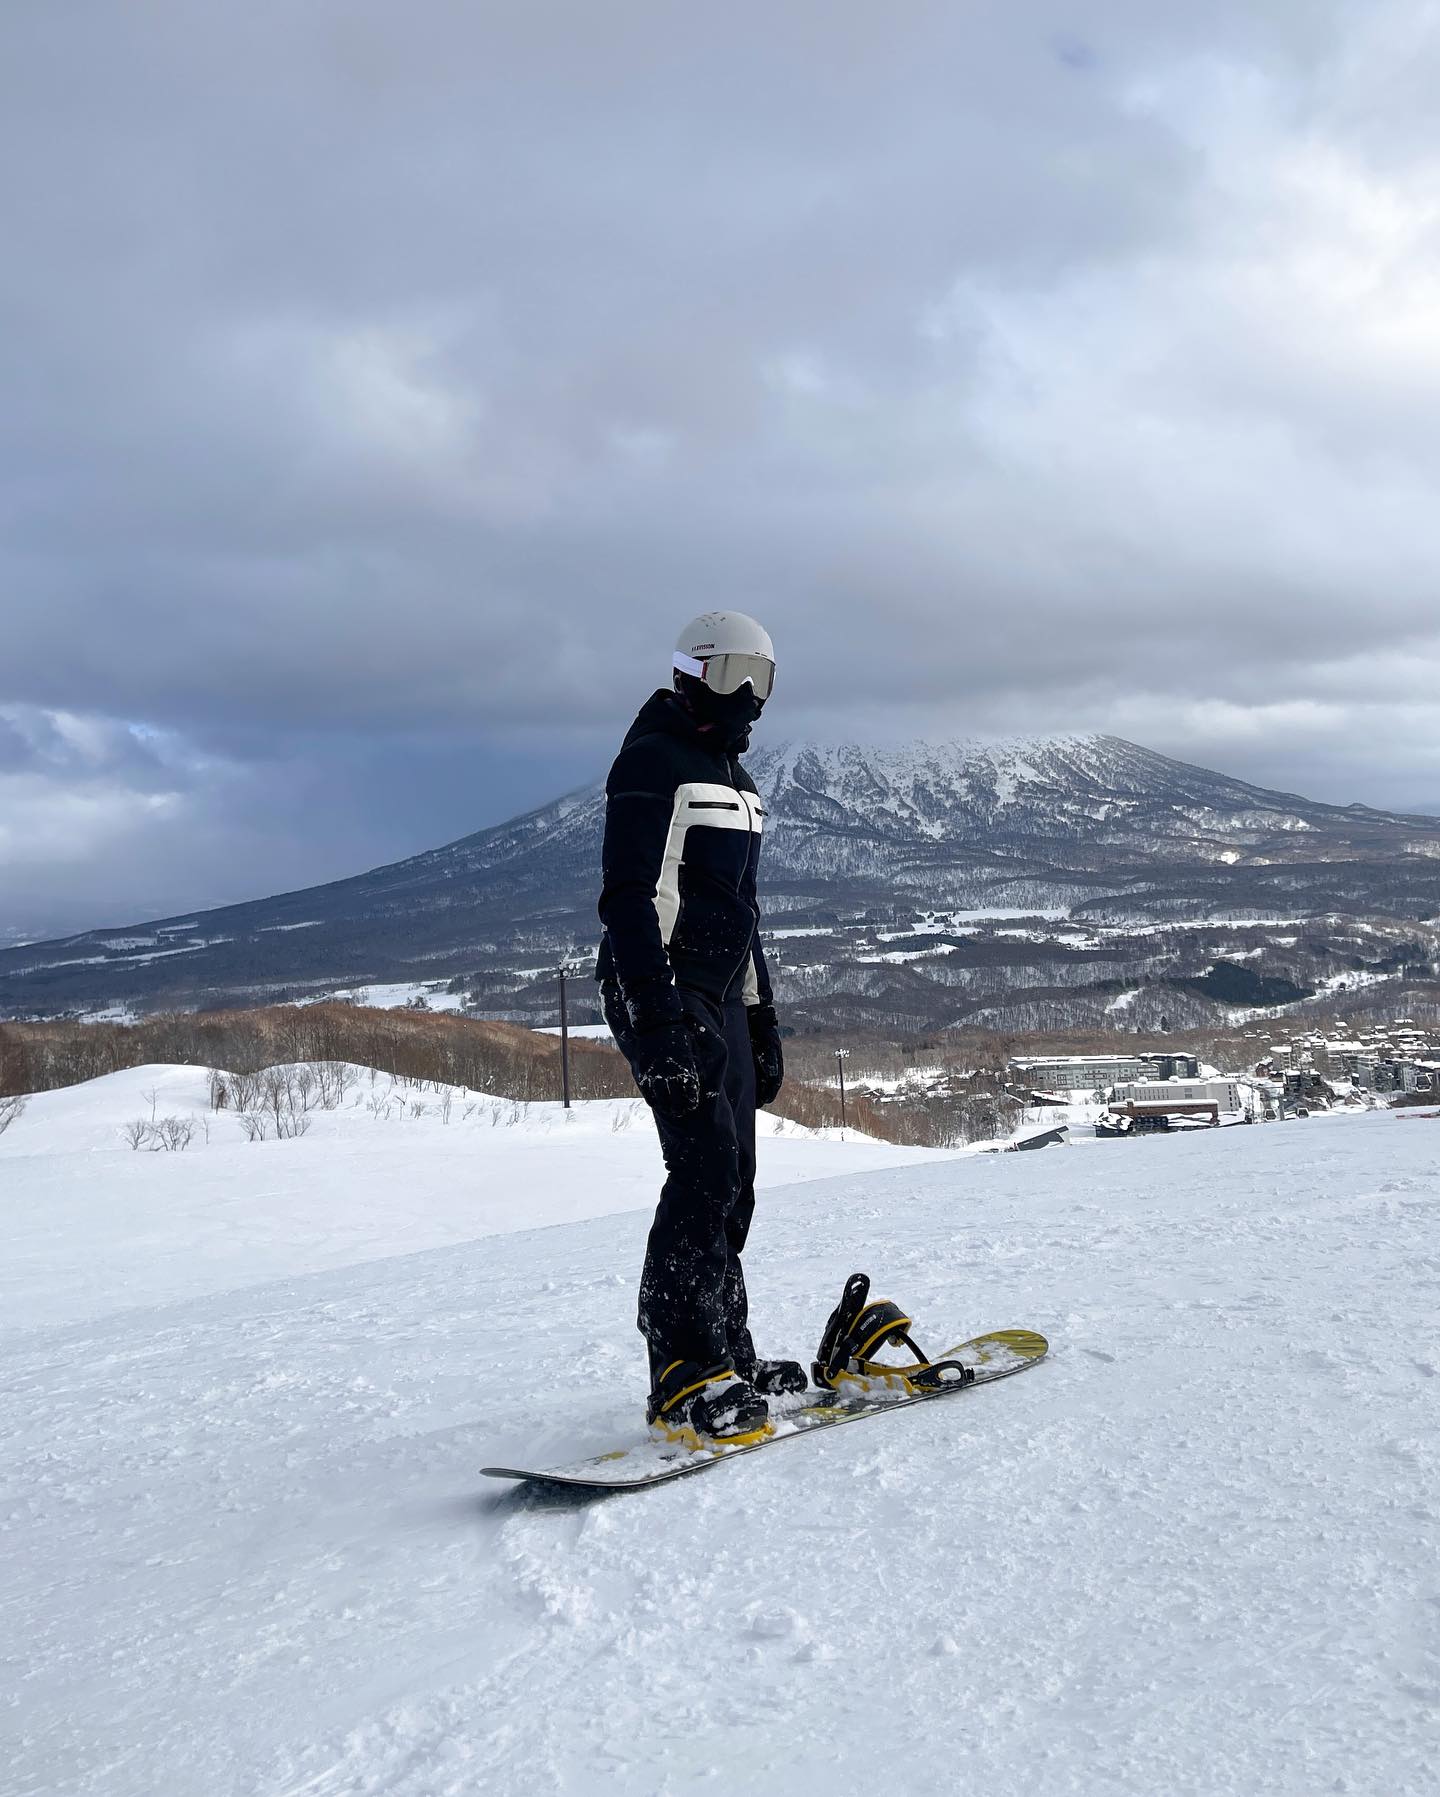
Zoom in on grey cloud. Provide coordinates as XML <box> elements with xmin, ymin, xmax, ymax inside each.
<box><xmin>3</xmin><ymin>0</ymin><xmax>1438</xmax><ymax>922</ymax></box>
<box><xmin>0</xmin><ymin>717</ymin><xmax>30</xmax><ymax>772</ymax></box>
<box><xmin>0</xmin><ymin>707</ymin><xmax>181</xmax><ymax>787</ymax></box>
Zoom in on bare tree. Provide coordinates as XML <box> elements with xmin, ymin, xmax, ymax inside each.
<box><xmin>0</xmin><ymin>1094</ymin><xmax>26</xmax><ymax>1137</ymax></box>
<box><xmin>256</xmin><ymin>1067</ymin><xmax>311</xmax><ymax>1138</ymax></box>
<box><xmin>211</xmin><ymin>1069</ymin><xmax>261</xmax><ymax>1114</ymax></box>
<box><xmin>314</xmin><ymin>1062</ymin><xmax>356</xmax><ymax>1109</ymax></box>
<box><xmin>121</xmin><ymin>1119</ymin><xmax>156</xmax><ymax>1150</ymax></box>
<box><xmin>154</xmin><ymin>1116</ymin><xmax>197</xmax><ymax>1152</ymax></box>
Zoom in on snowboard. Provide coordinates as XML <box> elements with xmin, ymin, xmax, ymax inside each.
<box><xmin>481</xmin><ymin>1327</ymin><xmax>1047</xmax><ymax>1493</ymax></box>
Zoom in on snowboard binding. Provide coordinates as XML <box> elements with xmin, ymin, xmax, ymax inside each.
<box><xmin>812</xmin><ymin>1273</ymin><xmax>975</xmax><ymax>1397</ymax></box>
<box><xmin>646</xmin><ymin>1358</ymin><xmax>774</xmax><ymax>1452</ymax></box>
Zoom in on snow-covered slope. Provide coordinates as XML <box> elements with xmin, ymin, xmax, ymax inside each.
<box><xmin>1</xmin><ymin>1065</ymin><xmax>956</xmax><ymax>1330</ymax></box>
<box><xmin>4</xmin><ymin>1078</ymin><xmax>1437</xmax><ymax>1794</ymax></box>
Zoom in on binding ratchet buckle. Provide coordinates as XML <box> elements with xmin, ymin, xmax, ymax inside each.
<box><xmin>812</xmin><ymin>1273</ymin><xmax>975</xmax><ymax>1396</ymax></box>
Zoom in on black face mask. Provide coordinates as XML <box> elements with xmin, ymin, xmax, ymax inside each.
<box><xmin>674</xmin><ymin>674</ymin><xmax>765</xmax><ymax>750</ymax></box>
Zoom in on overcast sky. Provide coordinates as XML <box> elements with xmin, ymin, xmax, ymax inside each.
<box><xmin>5</xmin><ymin>1</ymin><xmax>1440</xmax><ymax>936</ymax></box>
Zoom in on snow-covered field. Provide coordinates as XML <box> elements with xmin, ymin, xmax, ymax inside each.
<box><xmin>0</xmin><ymin>1066</ymin><xmax>945</xmax><ymax>1331</ymax></box>
<box><xmin>3</xmin><ymin>1077</ymin><xmax>1438</xmax><ymax>1794</ymax></box>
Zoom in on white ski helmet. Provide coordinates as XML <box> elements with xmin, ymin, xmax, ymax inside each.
<box><xmin>672</xmin><ymin>611</ymin><xmax>776</xmax><ymax>700</ymax></box>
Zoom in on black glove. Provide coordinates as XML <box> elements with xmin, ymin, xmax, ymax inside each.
<box><xmin>747</xmin><ymin>1002</ymin><xmax>784</xmax><ymax>1108</ymax></box>
<box><xmin>629</xmin><ymin>1015</ymin><xmax>702</xmax><ymax>1119</ymax></box>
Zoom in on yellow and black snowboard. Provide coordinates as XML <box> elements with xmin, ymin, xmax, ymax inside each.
<box><xmin>481</xmin><ymin>1328</ymin><xmax>1047</xmax><ymax>1493</ymax></box>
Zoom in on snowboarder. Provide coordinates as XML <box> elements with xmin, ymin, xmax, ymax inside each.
<box><xmin>596</xmin><ymin>611</ymin><xmax>804</xmax><ymax>1448</ymax></box>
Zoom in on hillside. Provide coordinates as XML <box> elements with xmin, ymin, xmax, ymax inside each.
<box><xmin>3</xmin><ymin>1075</ymin><xmax>1436</xmax><ymax>1793</ymax></box>
<box><xmin>3</xmin><ymin>731</ymin><xmax>1439</xmax><ymax>1031</ymax></box>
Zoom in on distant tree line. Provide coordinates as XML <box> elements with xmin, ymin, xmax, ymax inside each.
<box><xmin>0</xmin><ymin>1005</ymin><xmax>636</xmax><ymax>1107</ymax></box>
<box><xmin>8</xmin><ymin>992</ymin><xmax>1440</xmax><ymax>1155</ymax></box>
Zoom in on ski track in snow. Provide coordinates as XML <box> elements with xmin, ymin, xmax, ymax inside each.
<box><xmin>3</xmin><ymin>1105</ymin><xmax>1440</xmax><ymax>1794</ymax></box>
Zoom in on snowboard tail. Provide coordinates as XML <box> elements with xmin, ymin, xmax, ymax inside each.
<box><xmin>482</xmin><ymin>1327</ymin><xmax>1047</xmax><ymax>1492</ymax></box>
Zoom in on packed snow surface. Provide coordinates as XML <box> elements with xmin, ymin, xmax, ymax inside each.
<box><xmin>3</xmin><ymin>1078</ymin><xmax>1438</xmax><ymax>1795</ymax></box>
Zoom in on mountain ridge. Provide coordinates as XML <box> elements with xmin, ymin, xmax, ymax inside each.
<box><xmin>3</xmin><ymin>732</ymin><xmax>1438</xmax><ymax>1027</ymax></box>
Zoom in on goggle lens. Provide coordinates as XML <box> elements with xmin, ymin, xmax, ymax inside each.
<box><xmin>697</xmin><ymin>652</ymin><xmax>775</xmax><ymax>699</ymax></box>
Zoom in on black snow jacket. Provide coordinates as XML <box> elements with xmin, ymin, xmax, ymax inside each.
<box><xmin>595</xmin><ymin>691</ymin><xmax>773</xmax><ymax>1027</ymax></box>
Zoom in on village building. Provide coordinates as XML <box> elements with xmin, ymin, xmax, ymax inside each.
<box><xmin>1009</xmin><ymin>1054</ymin><xmax>1150</xmax><ymax>1094</ymax></box>
<box><xmin>1010</xmin><ymin>1050</ymin><xmax>1202</xmax><ymax>1095</ymax></box>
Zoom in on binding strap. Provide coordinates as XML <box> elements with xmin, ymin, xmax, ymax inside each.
<box><xmin>812</xmin><ymin>1272</ymin><xmax>974</xmax><ymax>1394</ymax></box>
<box><xmin>651</xmin><ymin>1359</ymin><xmax>739</xmax><ymax>1419</ymax></box>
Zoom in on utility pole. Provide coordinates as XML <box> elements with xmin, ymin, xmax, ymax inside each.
<box><xmin>558</xmin><ymin>964</ymin><xmax>572</xmax><ymax>1110</ymax></box>
<box><xmin>835</xmin><ymin>1048</ymin><xmax>849</xmax><ymax>1140</ymax></box>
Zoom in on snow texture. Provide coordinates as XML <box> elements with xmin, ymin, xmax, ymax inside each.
<box><xmin>2</xmin><ymin>1078</ymin><xmax>1438</xmax><ymax>1795</ymax></box>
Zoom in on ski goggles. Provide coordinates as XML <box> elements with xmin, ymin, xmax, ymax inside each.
<box><xmin>673</xmin><ymin>650</ymin><xmax>776</xmax><ymax>700</ymax></box>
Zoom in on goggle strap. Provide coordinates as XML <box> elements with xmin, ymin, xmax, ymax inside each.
<box><xmin>673</xmin><ymin>652</ymin><xmax>707</xmax><ymax>678</ymax></box>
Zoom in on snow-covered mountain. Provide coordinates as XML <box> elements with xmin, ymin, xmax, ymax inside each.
<box><xmin>753</xmin><ymin>733</ymin><xmax>1437</xmax><ymax>874</ymax></box>
<box><xmin>3</xmin><ymin>733</ymin><xmax>1438</xmax><ymax>1026</ymax></box>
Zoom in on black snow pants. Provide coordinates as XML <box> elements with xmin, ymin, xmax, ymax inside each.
<box><xmin>603</xmin><ymin>982</ymin><xmax>757</xmax><ymax>1382</ymax></box>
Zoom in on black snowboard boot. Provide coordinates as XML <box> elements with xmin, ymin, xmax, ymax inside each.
<box><xmin>647</xmin><ymin>1359</ymin><xmax>771</xmax><ymax>1447</ymax></box>
<box><xmin>730</xmin><ymin>1339</ymin><xmax>808</xmax><ymax>1396</ymax></box>
<box><xmin>751</xmin><ymin>1358</ymin><xmax>807</xmax><ymax>1396</ymax></box>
